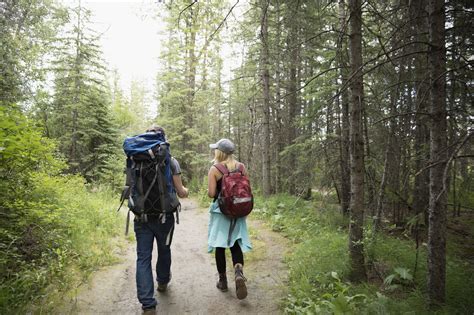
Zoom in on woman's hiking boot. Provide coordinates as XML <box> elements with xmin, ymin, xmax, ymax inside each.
<box><xmin>234</xmin><ymin>263</ymin><xmax>247</xmax><ymax>299</ymax></box>
<box><xmin>216</xmin><ymin>273</ymin><xmax>228</xmax><ymax>292</ymax></box>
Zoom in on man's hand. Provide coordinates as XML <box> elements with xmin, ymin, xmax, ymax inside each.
<box><xmin>173</xmin><ymin>175</ymin><xmax>189</xmax><ymax>198</ymax></box>
<box><xmin>181</xmin><ymin>187</ymin><xmax>189</xmax><ymax>198</ymax></box>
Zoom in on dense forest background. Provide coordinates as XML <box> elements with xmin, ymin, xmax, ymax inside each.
<box><xmin>1</xmin><ymin>0</ymin><xmax>473</xmax><ymax>313</ymax></box>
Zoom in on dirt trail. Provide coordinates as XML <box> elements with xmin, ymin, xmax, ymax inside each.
<box><xmin>60</xmin><ymin>198</ymin><xmax>288</xmax><ymax>314</ymax></box>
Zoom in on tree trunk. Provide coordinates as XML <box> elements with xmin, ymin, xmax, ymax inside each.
<box><xmin>338</xmin><ymin>0</ymin><xmax>351</xmax><ymax>216</ymax></box>
<box><xmin>274</xmin><ymin>0</ymin><xmax>283</xmax><ymax>193</ymax></box>
<box><xmin>411</xmin><ymin>0</ymin><xmax>430</xmax><ymax>227</ymax></box>
<box><xmin>180</xmin><ymin>1</ymin><xmax>198</xmax><ymax>176</ymax></box>
<box><xmin>363</xmin><ymin>106</ymin><xmax>376</xmax><ymax>212</ymax></box>
<box><xmin>348</xmin><ymin>0</ymin><xmax>366</xmax><ymax>282</ymax></box>
<box><xmin>427</xmin><ymin>0</ymin><xmax>448</xmax><ymax>305</ymax></box>
<box><xmin>287</xmin><ymin>2</ymin><xmax>300</xmax><ymax>195</ymax></box>
<box><xmin>70</xmin><ymin>0</ymin><xmax>83</xmax><ymax>173</ymax></box>
<box><xmin>260</xmin><ymin>0</ymin><xmax>271</xmax><ymax>196</ymax></box>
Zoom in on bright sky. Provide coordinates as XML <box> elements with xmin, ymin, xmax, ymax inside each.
<box><xmin>61</xmin><ymin>0</ymin><xmax>245</xmax><ymax>116</ymax></box>
<box><xmin>61</xmin><ymin>0</ymin><xmax>167</xmax><ymax>116</ymax></box>
<box><xmin>85</xmin><ymin>0</ymin><xmax>164</xmax><ymax>88</ymax></box>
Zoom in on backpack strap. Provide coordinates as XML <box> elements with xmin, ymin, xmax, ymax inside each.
<box><xmin>125</xmin><ymin>209</ymin><xmax>131</xmax><ymax>235</ymax></box>
<box><xmin>214</xmin><ymin>163</ymin><xmax>229</xmax><ymax>175</ymax></box>
<box><xmin>214</xmin><ymin>163</ymin><xmax>244</xmax><ymax>175</ymax></box>
<box><xmin>236</xmin><ymin>163</ymin><xmax>244</xmax><ymax>174</ymax></box>
<box><xmin>116</xmin><ymin>194</ymin><xmax>126</xmax><ymax>212</ymax></box>
<box><xmin>143</xmin><ymin>163</ymin><xmax>160</xmax><ymax>202</ymax></box>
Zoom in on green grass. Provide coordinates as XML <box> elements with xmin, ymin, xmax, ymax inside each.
<box><xmin>252</xmin><ymin>193</ymin><xmax>474</xmax><ymax>314</ymax></box>
<box><xmin>0</xmin><ymin>174</ymin><xmax>124</xmax><ymax>313</ymax></box>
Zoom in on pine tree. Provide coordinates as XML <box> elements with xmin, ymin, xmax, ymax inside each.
<box><xmin>155</xmin><ymin>0</ymin><xmax>228</xmax><ymax>180</ymax></box>
<box><xmin>49</xmin><ymin>1</ymin><xmax>118</xmax><ymax>181</ymax></box>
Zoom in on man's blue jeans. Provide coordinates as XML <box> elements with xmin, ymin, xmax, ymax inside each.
<box><xmin>134</xmin><ymin>213</ymin><xmax>175</xmax><ymax>309</ymax></box>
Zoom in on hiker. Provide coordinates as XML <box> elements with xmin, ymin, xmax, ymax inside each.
<box><xmin>207</xmin><ymin>138</ymin><xmax>252</xmax><ymax>300</ymax></box>
<box><xmin>128</xmin><ymin>126</ymin><xmax>189</xmax><ymax>314</ymax></box>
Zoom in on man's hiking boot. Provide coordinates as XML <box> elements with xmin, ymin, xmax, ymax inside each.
<box><xmin>234</xmin><ymin>263</ymin><xmax>247</xmax><ymax>299</ymax></box>
<box><xmin>142</xmin><ymin>307</ymin><xmax>156</xmax><ymax>315</ymax></box>
<box><xmin>216</xmin><ymin>273</ymin><xmax>228</xmax><ymax>292</ymax></box>
<box><xmin>157</xmin><ymin>273</ymin><xmax>171</xmax><ymax>292</ymax></box>
<box><xmin>157</xmin><ymin>282</ymin><xmax>168</xmax><ymax>292</ymax></box>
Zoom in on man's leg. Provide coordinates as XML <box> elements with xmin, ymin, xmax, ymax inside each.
<box><xmin>154</xmin><ymin>213</ymin><xmax>175</xmax><ymax>286</ymax></box>
<box><xmin>134</xmin><ymin>220</ymin><xmax>157</xmax><ymax>309</ymax></box>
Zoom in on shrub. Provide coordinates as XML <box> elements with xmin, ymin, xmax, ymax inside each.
<box><xmin>0</xmin><ymin>108</ymin><xmax>123</xmax><ymax>313</ymax></box>
<box><xmin>255</xmin><ymin>193</ymin><xmax>474</xmax><ymax>314</ymax></box>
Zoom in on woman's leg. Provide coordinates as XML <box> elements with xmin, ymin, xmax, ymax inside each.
<box><xmin>230</xmin><ymin>242</ymin><xmax>244</xmax><ymax>266</ymax></box>
<box><xmin>215</xmin><ymin>247</ymin><xmax>226</xmax><ymax>274</ymax></box>
<box><xmin>215</xmin><ymin>247</ymin><xmax>228</xmax><ymax>291</ymax></box>
<box><xmin>230</xmin><ymin>242</ymin><xmax>247</xmax><ymax>299</ymax></box>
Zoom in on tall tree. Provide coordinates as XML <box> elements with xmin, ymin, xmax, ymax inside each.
<box><xmin>411</xmin><ymin>0</ymin><xmax>431</xmax><ymax>227</ymax></box>
<box><xmin>337</xmin><ymin>0</ymin><xmax>351</xmax><ymax>215</ymax></box>
<box><xmin>50</xmin><ymin>1</ymin><xmax>117</xmax><ymax>180</ymax></box>
<box><xmin>427</xmin><ymin>0</ymin><xmax>448</xmax><ymax>305</ymax></box>
<box><xmin>272</xmin><ymin>0</ymin><xmax>284</xmax><ymax>193</ymax></box>
<box><xmin>285</xmin><ymin>1</ymin><xmax>301</xmax><ymax>195</ymax></box>
<box><xmin>347</xmin><ymin>0</ymin><xmax>367</xmax><ymax>282</ymax></box>
<box><xmin>156</xmin><ymin>0</ymin><xmax>227</xmax><ymax>180</ymax></box>
<box><xmin>259</xmin><ymin>0</ymin><xmax>272</xmax><ymax>196</ymax></box>
<box><xmin>0</xmin><ymin>0</ymin><xmax>65</xmax><ymax>106</ymax></box>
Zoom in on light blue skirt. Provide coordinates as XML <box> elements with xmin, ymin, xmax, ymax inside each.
<box><xmin>207</xmin><ymin>200</ymin><xmax>252</xmax><ymax>253</ymax></box>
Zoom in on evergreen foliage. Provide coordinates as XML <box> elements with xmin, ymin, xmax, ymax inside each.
<box><xmin>0</xmin><ymin>1</ymin><xmax>123</xmax><ymax>312</ymax></box>
<box><xmin>45</xmin><ymin>3</ymin><xmax>118</xmax><ymax>181</ymax></box>
<box><xmin>154</xmin><ymin>0</ymin><xmax>229</xmax><ymax>182</ymax></box>
<box><xmin>0</xmin><ymin>0</ymin><xmax>472</xmax><ymax>312</ymax></box>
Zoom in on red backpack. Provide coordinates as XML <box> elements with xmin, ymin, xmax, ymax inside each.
<box><xmin>214</xmin><ymin>163</ymin><xmax>253</xmax><ymax>219</ymax></box>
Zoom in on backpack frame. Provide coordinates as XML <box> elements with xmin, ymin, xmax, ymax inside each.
<box><xmin>118</xmin><ymin>132</ymin><xmax>180</xmax><ymax>234</ymax></box>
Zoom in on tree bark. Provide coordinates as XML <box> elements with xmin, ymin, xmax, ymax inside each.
<box><xmin>411</xmin><ymin>0</ymin><xmax>430</xmax><ymax>227</ymax></box>
<box><xmin>70</xmin><ymin>0</ymin><xmax>83</xmax><ymax>173</ymax></box>
<box><xmin>260</xmin><ymin>0</ymin><xmax>271</xmax><ymax>196</ymax></box>
<box><xmin>348</xmin><ymin>0</ymin><xmax>367</xmax><ymax>282</ymax></box>
<box><xmin>286</xmin><ymin>2</ymin><xmax>300</xmax><ymax>195</ymax></box>
<box><xmin>338</xmin><ymin>0</ymin><xmax>351</xmax><ymax>216</ymax></box>
<box><xmin>274</xmin><ymin>0</ymin><xmax>283</xmax><ymax>193</ymax></box>
<box><xmin>427</xmin><ymin>0</ymin><xmax>448</xmax><ymax>305</ymax></box>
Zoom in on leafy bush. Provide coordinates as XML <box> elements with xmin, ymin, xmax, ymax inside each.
<box><xmin>0</xmin><ymin>174</ymin><xmax>123</xmax><ymax>313</ymax></box>
<box><xmin>0</xmin><ymin>108</ymin><xmax>123</xmax><ymax>313</ymax></box>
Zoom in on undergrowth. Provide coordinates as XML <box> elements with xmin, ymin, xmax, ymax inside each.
<box><xmin>0</xmin><ymin>175</ymin><xmax>123</xmax><ymax>313</ymax></box>
<box><xmin>253</xmin><ymin>193</ymin><xmax>474</xmax><ymax>314</ymax></box>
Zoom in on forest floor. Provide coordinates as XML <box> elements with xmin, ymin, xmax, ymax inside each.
<box><xmin>57</xmin><ymin>198</ymin><xmax>289</xmax><ymax>314</ymax></box>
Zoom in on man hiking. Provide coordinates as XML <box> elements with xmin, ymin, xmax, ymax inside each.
<box><xmin>123</xmin><ymin>126</ymin><xmax>188</xmax><ymax>314</ymax></box>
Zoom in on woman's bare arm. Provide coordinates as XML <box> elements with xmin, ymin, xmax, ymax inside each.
<box><xmin>208</xmin><ymin>166</ymin><xmax>223</xmax><ymax>198</ymax></box>
<box><xmin>240</xmin><ymin>163</ymin><xmax>248</xmax><ymax>177</ymax></box>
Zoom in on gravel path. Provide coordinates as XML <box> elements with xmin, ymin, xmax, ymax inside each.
<box><xmin>60</xmin><ymin>198</ymin><xmax>288</xmax><ymax>314</ymax></box>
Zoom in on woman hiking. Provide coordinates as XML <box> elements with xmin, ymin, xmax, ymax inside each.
<box><xmin>207</xmin><ymin>138</ymin><xmax>252</xmax><ymax>300</ymax></box>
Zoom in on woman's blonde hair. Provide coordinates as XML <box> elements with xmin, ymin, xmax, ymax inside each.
<box><xmin>213</xmin><ymin>149</ymin><xmax>237</xmax><ymax>170</ymax></box>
